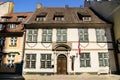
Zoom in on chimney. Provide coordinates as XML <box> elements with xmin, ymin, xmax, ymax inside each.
<box><xmin>37</xmin><ymin>3</ymin><xmax>42</xmax><ymax>9</ymax></box>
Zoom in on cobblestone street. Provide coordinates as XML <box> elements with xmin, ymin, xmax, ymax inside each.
<box><xmin>24</xmin><ymin>74</ymin><xmax>120</xmax><ymax>80</ymax></box>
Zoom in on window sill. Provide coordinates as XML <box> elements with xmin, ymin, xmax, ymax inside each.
<box><xmin>26</xmin><ymin>41</ymin><xmax>37</xmax><ymax>43</ymax></box>
<box><xmin>56</xmin><ymin>41</ymin><xmax>67</xmax><ymax>43</ymax></box>
<box><xmin>9</xmin><ymin>45</ymin><xmax>17</xmax><ymax>47</ymax></box>
<box><xmin>41</xmin><ymin>41</ymin><xmax>52</xmax><ymax>43</ymax></box>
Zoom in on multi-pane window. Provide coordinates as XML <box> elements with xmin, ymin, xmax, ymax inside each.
<box><xmin>78</xmin><ymin>28</ymin><xmax>88</xmax><ymax>42</ymax></box>
<box><xmin>2</xmin><ymin>18</ymin><xmax>8</xmax><ymax>22</ymax></box>
<box><xmin>40</xmin><ymin>54</ymin><xmax>51</xmax><ymax>68</ymax></box>
<box><xmin>42</xmin><ymin>29</ymin><xmax>52</xmax><ymax>42</ymax></box>
<box><xmin>57</xmin><ymin>29</ymin><xmax>67</xmax><ymax>42</ymax></box>
<box><xmin>10</xmin><ymin>37</ymin><xmax>17</xmax><ymax>46</ymax></box>
<box><xmin>17</xmin><ymin>17</ymin><xmax>24</xmax><ymax>22</ymax></box>
<box><xmin>0</xmin><ymin>24</ymin><xmax>3</xmax><ymax>30</ymax></box>
<box><xmin>25</xmin><ymin>54</ymin><xmax>36</xmax><ymax>68</ymax></box>
<box><xmin>0</xmin><ymin>55</ymin><xmax>2</xmax><ymax>68</ymax></box>
<box><xmin>36</xmin><ymin>16</ymin><xmax>46</xmax><ymax>21</ymax></box>
<box><xmin>99</xmin><ymin>52</ymin><xmax>109</xmax><ymax>67</ymax></box>
<box><xmin>54</xmin><ymin>16</ymin><xmax>64</xmax><ymax>21</ymax></box>
<box><xmin>10</xmin><ymin>24</ymin><xmax>16</xmax><ymax>28</ymax></box>
<box><xmin>27</xmin><ymin>29</ymin><xmax>38</xmax><ymax>42</ymax></box>
<box><xmin>96</xmin><ymin>29</ymin><xmax>107</xmax><ymax>42</ymax></box>
<box><xmin>83</xmin><ymin>17</ymin><xmax>91</xmax><ymax>21</ymax></box>
<box><xmin>80</xmin><ymin>53</ymin><xmax>91</xmax><ymax>67</ymax></box>
<box><xmin>0</xmin><ymin>37</ymin><xmax>5</xmax><ymax>46</ymax></box>
<box><xmin>7</xmin><ymin>54</ymin><xmax>15</xmax><ymax>68</ymax></box>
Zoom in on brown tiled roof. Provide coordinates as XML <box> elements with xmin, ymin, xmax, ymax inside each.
<box><xmin>0</xmin><ymin>12</ymin><xmax>33</xmax><ymax>33</ymax></box>
<box><xmin>25</xmin><ymin>7</ymin><xmax>112</xmax><ymax>28</ymax></box>
<box><xmin>0</xmin><ymin>2</ymin><xmax>3</xmax><ymax>5</ymax></box>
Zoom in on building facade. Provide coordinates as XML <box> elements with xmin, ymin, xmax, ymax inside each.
<box><xmin>23</xmin><ymin>5</ymin><xmax>116</xmax><ymax>74</ymax></box>
<box><xmin>84</xmin><ymin>0</ymin><xmax>120</xmax><ymax>73</ymax></box>
<box><xmin>0</xmin><ymin>12</ymin><xmax>32</xmax><ymax>74</ymax></box>
<box><xmin>0</xmin><ymin>1</ymin><xmax>14</xmax><ymax>17</ymax></box>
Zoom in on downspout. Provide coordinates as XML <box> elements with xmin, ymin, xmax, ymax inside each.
<box><xmin>21</xmin><ymin>27</ymin><xmax>26</xmax><ymax>75</ymax></box>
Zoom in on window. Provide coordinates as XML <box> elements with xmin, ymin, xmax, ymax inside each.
<box><xmin>40</xmin><ymin>54</ymin><xmax>51</xmax><ymax>68</ymax></box>
<box><xmin>57</xmin><ymin>29</ymin><xmax>67</xmax><ymax>42</ymax></box>
<box><xmin>99</xmin><ymin>52</ymin><xmax>109</xmax><ymax>67</ymax></box>
<box><xmin>83</xmin><ymin>17</ymin><xmax>91</xmax><ymax>21</ymax></box>
<box><xmin>25</xmin><ymin>54</ymin><xmax>36</xmax><ymax>68</ymax></box>
<box><xmin>0</xmin><ymin>37</ymin><xmax>5</xmax><ymax>46</ymax></box>
<box><xmin>10</xmin><ymin>24</ymin><xmax>16</xmax><ymax>28</ymax></box>
<box><xmin>80</xmin><ymin>53</ymin><xmax>91</xmax><ymax>67</ymax></box>
<box><xmin>78</xmin><ymin>28</ymin><xmax>88</xmax><ymax>42</ymax></box>
<box><xmin>27</xmin><ymin>29</ymin><xmax>38</xmax><ymax>42</ymax></box>
<box><xmin>10</xmin><ymin>37</ymin><xmax>17</xmax><ymax>46</ymax></box>
<box><xmin>17</xmin><ymin>17</ymin><xmax>24</xmax><ymax>22</ymax></box>
<box><xmin>7</xmin><ymin>54</ymin><xmax>15</xmax><ymax>68</ymax></box>
<box><xmin>36</xmin><ymin>16</ymin><xmax>46</xmax><ymax>21</ymax></box>
<box><xmin>96</xmin><ymin>29</ymin><xmax>107</xmax><ymax>42</ymax></box>
<box><xmin>54</xmin><ymin>16</ymin><xmax>64</xmax><ymax>21</ymax></box>
<box><xmin>1</xmin><ymin>18</ymin><xmax>8</xmax><ymax>22</ymax></box>
<box><xmin>0</xmin><ymin>24</ymin><xmax>3</xmax><ymax>30</ymax></box>
<box><xmin>42</xmin><ymin>29</ymin><xmax>52</xmax><ymax>42</ymax></box>
<box><xmin>0</xmin><ymin>55</ymin><xmax>2</xmax><ymax>68</ymax></box>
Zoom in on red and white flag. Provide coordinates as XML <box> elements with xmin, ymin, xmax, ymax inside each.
<box><xmin>78</xmin><ymin>40</ymin><xmax>81</xmax><ymax>55</ymax></box>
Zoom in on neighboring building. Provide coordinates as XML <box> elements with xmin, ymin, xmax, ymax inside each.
<box><xmin>23</xmin><ymin>4</ymin><xmax>116</xmax><ymax>74</ymax></box>
<box><xmin>0</xmin><ymin>1</ymin><xmax>14</xmax><ymax>16</ymax></box>
<box><xmin>84</xmin><ymin>0</ymin><xmax>120</xmax><ymax>73</ymax></box>
<box><xmin>0</xmin><ymin>12</ymin><xmax>32</xmax><ymax>74</ymax></box>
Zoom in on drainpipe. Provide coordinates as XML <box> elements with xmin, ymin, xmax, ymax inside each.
<box><xmin>21</xmin><ymin>29</ymin><xmax>26</xmax><ymax>75</ymax></box>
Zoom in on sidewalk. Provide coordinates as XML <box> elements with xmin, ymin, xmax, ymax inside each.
<box><xmin>23</xmin><ymin>74</ymin><xmax>120</xmax><ymax>80</ymax></box>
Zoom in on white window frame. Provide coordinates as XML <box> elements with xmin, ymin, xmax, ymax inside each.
<box><xmin>40</xmin><ymin>54</ymin><xmax>52</xmax><ymax>68</ymax></box>
<box><xmin>54</xmin><ymin>16</ymin><xmax>64</xmax><ymax>21</ymax></box>
<box><xmin>10</xmin><ymin>24</ymin><xmax>16</xmax><ymax>28</ymax></box>
<box><xmin>80</xmin><ymin>53</ymin><xmax>91</xmax><ymax>67</ymax></box>
<box><xmin>27</xmin><ymin>29</ymin><xmax>38</xmax><ymax>42</ymax></box>
<box><xmin>78</xmin><ymin>28</ymin><xmax>89</xmax><ymax>42</ymax></box>
<box><xmin>57</xmin><ymin>29</ymin><xmax>67</xmax><ymax>42</ymax></box>
<box><xmin>10</xmin><ymin>37</ymin><xmax>17</xmax><ymax>46</ymax></box>
<box><xmin>17</xmin><ymin>17</ymin><xmax>24</xmax><ymax>22</ymax></box>
<box><xmin>83</xmin><ymin>17</ymin><xmax>91</xmax><ymax>21</ymax></box>
<box><xmin>98</xmin><ymin>52</ymin><xmax>109</xmax><ymax>67</ymax></box>
<box><xmin>1</xmin><ymin>18</ymin><xmax>8</xmax><ymax>22</ymax></box>
<box><xmin>36</xmin><ymin>16</ymin><xmax>46</xmax><ymax>21</ymax></box>
<box><xmin>42</xmin><ymin>29</ymin><xmax>52</xmax><ymax>42</ymax></box>
<box><xmin>7</xmin><ymin>54</ymin><xmax>15</xmax><ymax>68</ymax></box>
<box><xmin>25</xmin><ymin>54</ymin><xmax>36</xmax><ymax>69</ymax></box>
<box><xmin>96</xmin><ymin>29</ymin><xmax>107</xmax><ymax>42</ymax></box>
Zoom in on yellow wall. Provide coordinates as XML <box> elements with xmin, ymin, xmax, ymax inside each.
<box><xmin>0</xmin><ymin>36</ymin><xmax>24</xmax><ymax>73</ymax></box>
<box><xmin>114</xmin><ymin>8</ymin><xmax>120</xmax><ymax>40</ymax></box>
<box><xmin>113</xmin><ymin>8</ymin><xmax>120</xmax><ymax>71</ymax></box>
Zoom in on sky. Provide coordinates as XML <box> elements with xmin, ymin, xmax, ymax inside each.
<box><xmin>2</xmin><ymin>0</ymin><xmax>84</xmax><ymax>12</ymax></box>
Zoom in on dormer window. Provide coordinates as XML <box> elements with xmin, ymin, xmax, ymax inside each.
<box><xmin>54</xmin><ymin>16</ymin><xmax>64</xmax><ymax>21</ymax></box>
<box><xmin>2</xmin><ymin>18</ymin><xmax>8</xmax><ymax>22</ymax></box>
<box><xmin>36</xmin><ymin>16</ymin><xmax>46</xmax><ymax>21</ymax></box>
<box><xmin>36</xmin><ymin>12</ymin><xmax>47</xmax><ymax>22</ymax></box>
<box><xmin>1</xmin><ymin>16</ymin><xmax>11</xmax><ymax>22</ymax></box>
<box><xmin>83</xmin><ymin>16</ymin><xmax>91</xmax><ymax>22</ymax></box>
<box><xmin>17</xmin><ymin>17</ymin><xmax>24</xmax><ymax>22</ymax></box>
<box><xmin>10</xmin><ymin>24</ymin><xmax>16</xmax><ymax>28</ymax></box>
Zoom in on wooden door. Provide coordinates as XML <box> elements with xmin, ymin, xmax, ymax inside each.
<box><xmin>57</xmin><ymin>54</ymin><xmax>67</xmax><ymax>74</ymax></box>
